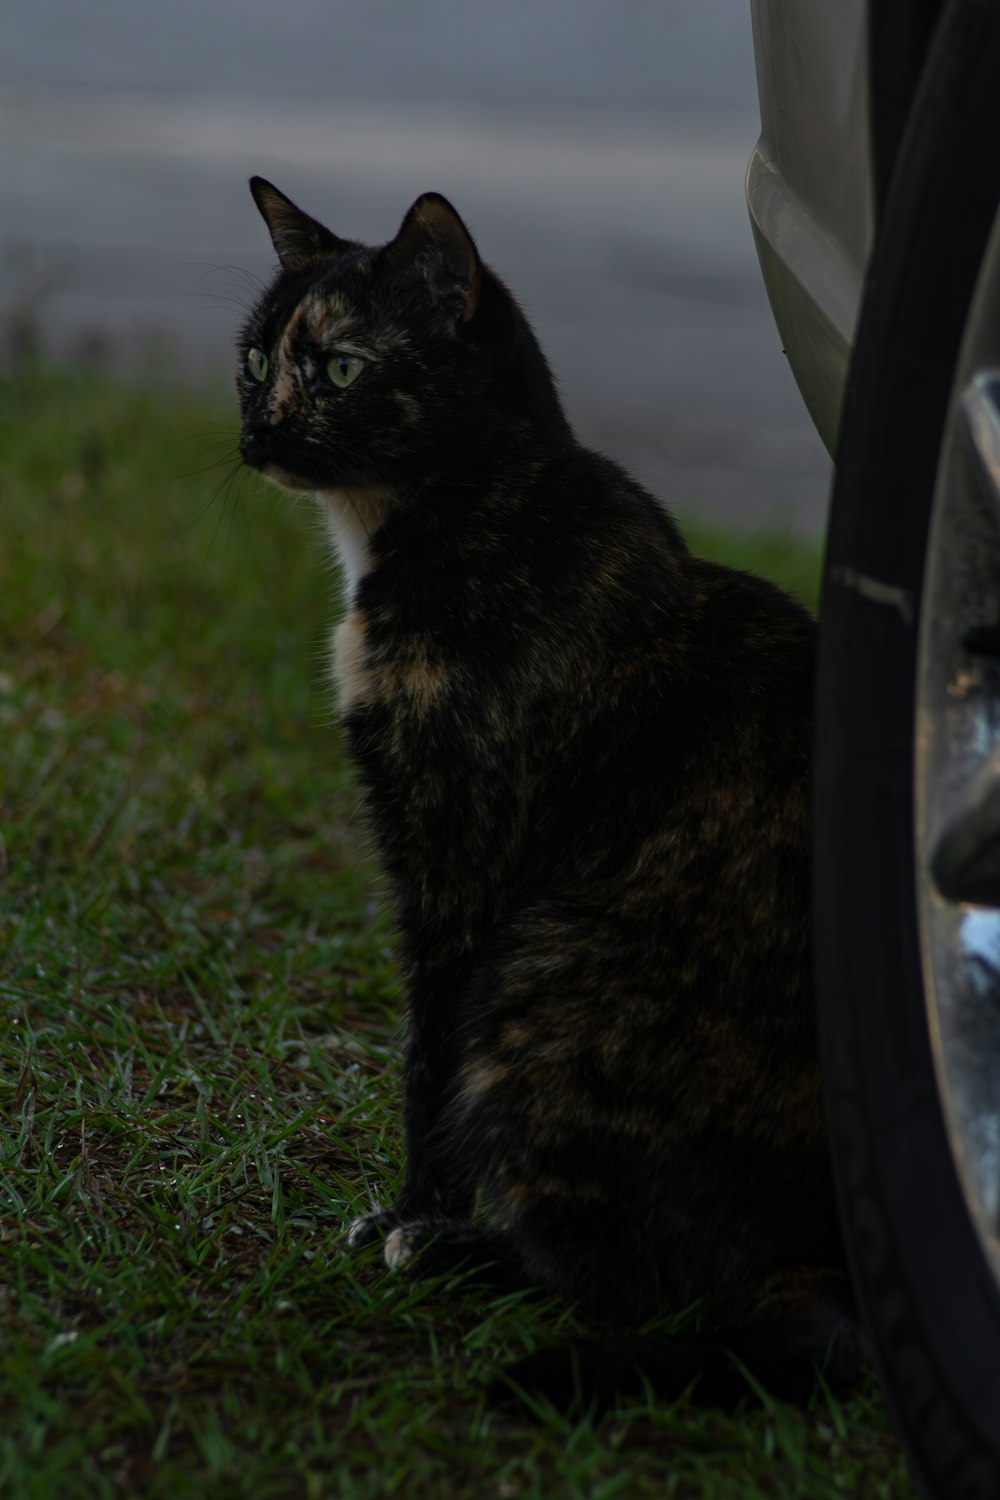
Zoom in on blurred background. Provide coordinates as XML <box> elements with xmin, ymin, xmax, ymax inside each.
<box><xmin>1</xmin><ymin>0</ymin><xmax>831</xmax><ymax>535</ymax></box>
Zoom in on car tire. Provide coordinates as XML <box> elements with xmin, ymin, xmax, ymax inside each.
<box><xmin>815</xmin><ymin>3</ymin><xmax>1000</xmax><ymax>1498</ymax></box>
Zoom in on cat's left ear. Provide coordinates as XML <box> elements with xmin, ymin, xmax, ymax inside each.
<box><xmin>387</xmin><ymin>193</ymin><xmax>482</xmax><ymax>323</ymax></box>
<box><xmin>250</xmin><ymin>176</ymin><xmax>352</xmax><ymax>270</ymax></box>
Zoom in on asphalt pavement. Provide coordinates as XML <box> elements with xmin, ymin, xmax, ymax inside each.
<box><xmin>0</xmin><ymin>1</ymin><xmax>832</xmax><ymax>535</ymax></box>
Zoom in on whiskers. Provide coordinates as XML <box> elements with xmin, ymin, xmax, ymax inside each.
<box><xmin>168</xmin><ymin>425</ymin><xmax>240</xmax><ymax>480</ymax></box>
<box><xmin>208</xmin><ymin>458</ymin><xmax>255</xmax><ymax>558</ymax></box>
<box><xmin>167</xmin><ymin>423</ymin><xmax>256</xmax><ymax>559</ymax></box>
<box><xmin>185</xmin><ymin>262</ymin><xmax>270</xmax><ymax>327</ymax></box>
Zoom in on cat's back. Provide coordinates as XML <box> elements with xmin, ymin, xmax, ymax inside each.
<box><xmin>512</xmin><ymin>448</ymin><xmax>816</xmax><ymax>812</ymax></box>
<box><xmin>664</xmin><ymin>549</ymin><xmax>815</xmax><ymax>790</ymax></box>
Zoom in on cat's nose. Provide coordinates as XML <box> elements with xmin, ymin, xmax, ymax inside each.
<box><xmin>240</xmin><ymin>420</ymin><xmax>275</xmax><ymax>469</ymax></box>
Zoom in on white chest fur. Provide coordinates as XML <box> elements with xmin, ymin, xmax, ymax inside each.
<box><xmin>317</xmin><ymin>488</ymin><xmax>387</xmax><ymax>716</ymax></box>
<box><xmin>317</xmin><ymin>488</ymin><xmax>375</xmax><ymax>602</ymax></box>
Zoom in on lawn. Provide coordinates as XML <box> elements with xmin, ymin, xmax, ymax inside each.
<box><xmin>0</xmin><ymin>365</ymin><xmax>914</xmax><ymax>1498</ymax></box>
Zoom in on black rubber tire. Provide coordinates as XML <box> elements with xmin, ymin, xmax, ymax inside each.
<box><xmin>815</xmin><ymin>3</ymin><xmax>1000</xmax><ymax>1498</ymax></box>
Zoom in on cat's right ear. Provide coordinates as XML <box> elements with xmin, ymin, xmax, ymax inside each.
<box><xmin>249</xmin><ymin>177</ymin><xmax>350</xmax><ymax>270</ymax></box>
<box><xmin>386</xmin><ymin>194</ymin><xmax>482</xmax><ymax>323</ymax></box>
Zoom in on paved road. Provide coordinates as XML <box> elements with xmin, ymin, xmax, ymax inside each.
<box><xmin>0</xmin><ymin>1</ymin><xmax>832</xmax><ymax>536</ymax></box>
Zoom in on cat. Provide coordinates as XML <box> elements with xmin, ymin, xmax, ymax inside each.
<box><xmin>237</xmin><ymin>176</ymin><xmax>867</xmax><ymax>1412</ymax></box>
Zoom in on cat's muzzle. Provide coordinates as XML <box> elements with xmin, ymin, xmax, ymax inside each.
<box><xmin>239</xmin><ymin>424</ymin><xmax>273</xmax><ymax>470</ymax></box>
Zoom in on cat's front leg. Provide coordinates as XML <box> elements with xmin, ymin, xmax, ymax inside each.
<box><xmin>381</xmin><ymin>1219</ymin><xmax>529</xmax><ymax>1292</ymax></box>
<box><xmin>345</xmin><ymin>1163</ymin><xmax>468</xmax><ymax>1250</ymax></box>
<box><xmin>345</xmin><ymin>1203</ymin><xmax>400</xmax><ymax>1249</ymax></box>
<box><xmin>346</xmin><ymin>969</ymin><xmax>475</xmax><ymax>1249</ymax></box>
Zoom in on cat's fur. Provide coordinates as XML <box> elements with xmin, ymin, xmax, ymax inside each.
<box><xmin>237</xmin><ymin>177</ymin><xmax>865</xmax><ymax>1410</ymax></box>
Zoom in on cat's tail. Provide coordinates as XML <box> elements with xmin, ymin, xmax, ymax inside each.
<box><xmin>489</xmin><ymin>1300</ymin><xmax>871</xmax><ymax>1416</ymax></box>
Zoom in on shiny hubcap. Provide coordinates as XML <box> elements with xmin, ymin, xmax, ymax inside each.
<box><xmin>916</xmin><ymin>204</ymin><xmax>1000</xmax><ymax>1273</ymax></box>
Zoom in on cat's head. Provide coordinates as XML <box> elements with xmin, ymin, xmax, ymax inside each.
<box><xmin>237</xmin><ymin>178</ymin><xmax>564</xmax><ymax>501</ymax></box>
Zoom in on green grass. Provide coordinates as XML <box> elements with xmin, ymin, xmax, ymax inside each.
<box><xmin>0</xmin><ymin>365</ymin><xmax>912</xmax><ymax>1498</ymax></box>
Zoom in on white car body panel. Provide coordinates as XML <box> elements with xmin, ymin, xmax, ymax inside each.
<box><xmin>747</xmin><ymin>0</ymin><xmax>875</xmax><ymax>455</ymax></box>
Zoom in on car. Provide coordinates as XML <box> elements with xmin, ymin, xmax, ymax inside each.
<box><xmin>748</xmin><ymin>4</ymin><xmax>1000</xmax><ymax>1497</ymax></box>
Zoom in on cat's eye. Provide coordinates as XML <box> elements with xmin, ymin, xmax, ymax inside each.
<box><xmin>247</xmin><ymin>347</ymin><xmax>268</xmax><ymax>382</ymax></box>
<box><xmin>327</xmin><ymin>353</ymin><xmax>365</xmax><ymax>389</ymax></box>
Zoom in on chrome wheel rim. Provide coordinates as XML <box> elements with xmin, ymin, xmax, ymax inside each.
<box><xmin>916</xmin><ymin>197</ymin><xmax>1000</xmax><ymax>1281</ymax></box>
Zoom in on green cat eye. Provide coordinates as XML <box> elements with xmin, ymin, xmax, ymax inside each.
<box><xmin>247</xmin><ymin>347</ymin><xmax>268</xmax><ymax>382</ymax></box>
<box><xmin>327</xmin><ymin>353</ymin><xmax>365</xmax><ymax>390</ymax></box>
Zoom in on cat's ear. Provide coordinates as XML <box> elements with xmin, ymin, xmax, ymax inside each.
<box><xmin>387</xmin><ymin>193</ymin><xmax>482</xmax><ymax>323</ymax></box>
<box><xmin>249</xmin><ymin>177</ymin><xmax>351</xmax><ymax>270</ymax></box>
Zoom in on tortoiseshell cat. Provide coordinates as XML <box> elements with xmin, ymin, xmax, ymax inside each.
<box><xmin>237</xmin><ymin>177</ymin><xmax>865</xmax><ymax>1410</ymax></box>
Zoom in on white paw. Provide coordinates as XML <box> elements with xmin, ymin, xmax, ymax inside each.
<box><xmin>346</xmin><ymin>1214</ymin><xmax>374</xmax><ymax>1248</ymax></box>
<box><xmin>384</xmin><ymin>1226</ymin><xmax>414</xmax><ymax>1270</ymax></box>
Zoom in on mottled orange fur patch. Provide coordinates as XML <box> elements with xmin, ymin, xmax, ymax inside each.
<box><xmin>269</xmin><ymin>302</ymin><xmax>306</xmax><ymax>422</ymax></box>
<box><xmin>304</xmin><ymin>291</ymin><xmax>354</xmax><ymax>344</ymax></box>
<box><xmin>392</xmin><ymin>645</ymin><xmax>449</xmax><ymax>711</ymax></box>
<box><xmin>458</xmin><ymin>1057</ymin><xmax>511</xmax><ymax>1105</ymax></box>
<box><xmin>393</xmin><ymin>391</ymin><xmax>421</xmax><ymax>424</ymax></box>
<box><xmin>331</xmin><ymin>609</ymin><xmax>375</xmax><ymax>714</ymax></box>
<box><xmin>269</xmin><ymin>365</ymin><xmax>298</xmax><ymax>422</ymax></box>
